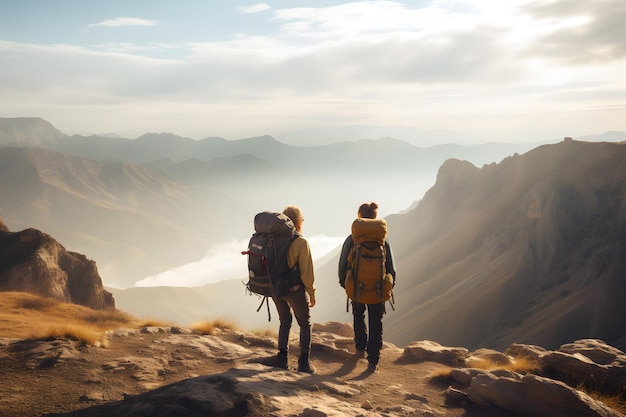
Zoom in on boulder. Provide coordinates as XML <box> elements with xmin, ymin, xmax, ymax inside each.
<box><xmin>558</xmin><ymin>339</ymin><xmax>626</xmax><ymax>365</ymax></box>
<box><xmin>444</xmin><ymin>341</ymin><xmax>626</xmax><ymax>417</ymax></box>
<box><xmin>541</xmin><ymin>339</ymin><xmax>626</xmax><ymax>393</ymax></box>
<box><xmin>449</xmin><ymin>368</ymin><xmax>521</xmax><ymax>387</ymax></box>
<box><xmin>505</xmin><ymin>342</ymin><xmax>548</xmax><ymax>362</ymax></box>
<box><xmin>0</xmin><ymin>222</ymin><xmax>114</xmax><ymax>310</ymax></box>
<box><xmin>313</xmin><ymin>321</ymin><xmax>354</xmax><ymax>338</ymax></box>
<box><xmin>469</xmin><ymin>348</ymin><xmax>515</xmax><ymax>366</ymax></box>
<box><xmin>467</xmin><ymin>373</ymin><xmax>624</xmax><ymax>417</ymax></box>
<box><xmin>402</xmin><ymin>340</ymin><xmax>469</xmax><ymax>366</ymax></box>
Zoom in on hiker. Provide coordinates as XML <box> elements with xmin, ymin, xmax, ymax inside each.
<box><xmin>338</xmin><ymin>201</ymin><xmax>396</xmax><ymax>372</ymax></box>
<box><xmin>273</xmin><ymin>205</ymin><xmax>316</xmax><ymax>373</ymax></box>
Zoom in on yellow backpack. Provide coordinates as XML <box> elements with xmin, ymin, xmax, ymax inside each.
<box><xmin>345</xmin><ymin>218</ymin><xmax>394</xmax><ymax>304</ymax></box>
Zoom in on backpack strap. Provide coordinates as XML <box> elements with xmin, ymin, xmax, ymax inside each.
<box><xmin>352</xmin><ymin>243</ymin><xmax>362</xmax><ymax>301</ymax></box>
<box><xmin>265</xmin><ymin>296</ymin><xmax>271</xmax><ymax>321</ymax></box>
<box><xmin>255</xmin><ymin>296</ymin><xmax>272</xmax><ymax>321</ymax></box>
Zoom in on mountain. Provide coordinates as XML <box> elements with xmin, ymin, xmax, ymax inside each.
<box><xmin>0</xmin><ymin>218</ymin><xmax>114</xmax><ymax>309</ymax></box>
<box><xmin>0</xmin><ymin>117</ymin><xmax>64</xmax><ymax>147</ymax></box>
<box><xmin>378</xmin><ymin>139</ymin><xmax>626</xmax><ymax>350</ymax></box>
<box><xmin>275</xmin><ymin>125</ymin><xmax>626</xmax><ymax>148</ymax></box>
<box><xmin>578</xmin><ymin>131</ymin><xmax>626</xmax><ymax>143</ymax></box>
<box><xmin>0</xmin><ymin>146</ymin><xmax>248</xmax><ymax>287</ymax></box>
<box><xmin>275</xmin><ymin>124</ymin><xmax>477</xmax><ymax>146</ymax></box>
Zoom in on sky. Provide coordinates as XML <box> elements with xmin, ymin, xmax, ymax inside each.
<box><xmin>1</xmin><ymin>0</ymin><xmax>626</xmax><ymax>143</ymax></box>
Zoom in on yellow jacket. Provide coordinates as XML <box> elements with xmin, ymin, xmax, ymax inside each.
<box><xmin>287</xmin><ymin>235</ymin><xmax>316</xmax><ymax>297</ymax></box>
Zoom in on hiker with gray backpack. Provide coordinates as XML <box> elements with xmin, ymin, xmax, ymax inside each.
<box><xmin>242</xmin><ymin>205</ymin><xmax>316</xmax><ymax>373</ymax></box>
<box><xmin>338</xmin><ymin>201</ymin><xmax>396</xmax><ymax>372</ymax></box>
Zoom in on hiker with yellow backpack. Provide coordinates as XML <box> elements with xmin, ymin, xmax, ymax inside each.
<box><xmin>338</xmin><ymin>202</ymin><xmax>396</xmax><ymax>372</ymax></box>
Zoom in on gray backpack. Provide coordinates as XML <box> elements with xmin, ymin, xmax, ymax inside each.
<box><xmin>241</xmin><ymin>211</ymin><xmax>301</xmax><ymax>319</ymax></box>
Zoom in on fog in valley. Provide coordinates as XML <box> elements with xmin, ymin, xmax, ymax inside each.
<box><xmin>129</xmin><ymin>167</ymin><xmax>435</xmax><ymax>289</ymax></box>
<box><xmin>134</xmin><ymin>235</ymin><xmax>347</xmax><ymax>288</ymax></box>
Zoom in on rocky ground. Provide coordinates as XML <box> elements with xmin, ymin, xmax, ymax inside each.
<box><xmin>0</xmin><ymin>322</ymin><xmax>624</xmax><ymax>417</ymax></box>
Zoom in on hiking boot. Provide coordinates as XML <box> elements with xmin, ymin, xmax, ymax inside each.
<box><xmin>274</xmin><ymin>350</ymin><xmax>288</xmax><ymax>369</ymax></box>
<box><xmin>366</xmin><ymin>361</ymin><xmax>378</xmax><ymax>373</ymax></box>
<box><xmin>297</xmin><ymin>358</ymin><xmax>315</xmax><ymax>374</ymax></box>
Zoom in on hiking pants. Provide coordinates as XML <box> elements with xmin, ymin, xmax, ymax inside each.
<box><xmin>273</xmin><ymin>286</ymin><xmax>312</xmax><ymax>358</ymax></box>
<box><xmin>352</xmin><ymin>302</ymin><xmax>384</xmax><ymax>364</ymax></box>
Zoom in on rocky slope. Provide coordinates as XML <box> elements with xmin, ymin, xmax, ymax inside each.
<box><xmin>0</xmin><ymin>218</ymin><xmax>114</xmax><ymax>309</ymax></box>
<box><xmin>375</xmin><ymin>139</ymin><xmax>626</xmax><ymax>350</ymax></box>
<box><xmin>0</xmin><ymin>319</ymin><xmax>624</xmax><ymax>417</ymax></box>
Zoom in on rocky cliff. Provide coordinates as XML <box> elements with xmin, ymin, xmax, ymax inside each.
<box><xmin>0</xmin><ymin>217</ymin><xmax>114</xmax><ymax>309</ymax></box>
<box><xmin>381</xmin><ymin>139</ymin><xmax>626</xmax><ymax>350</ymax></box>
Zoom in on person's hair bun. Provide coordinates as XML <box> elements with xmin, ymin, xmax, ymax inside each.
<box><xmin>358</xmin><ymin>201</ymin><xmax>379</xmax><ymax>219</ymax></box>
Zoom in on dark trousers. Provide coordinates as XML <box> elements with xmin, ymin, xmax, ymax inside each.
<box><xmin>352</xmin><ymin>302</ymin><xmax>384</xmax><ymax>363</ymax></box>
<box><xmin>273</xmin><ymin>286</ymin><xmax>311</xmax><ymax>358</ymax></box>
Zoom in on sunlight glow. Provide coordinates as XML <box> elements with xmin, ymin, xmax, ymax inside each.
<box><xmin>134</xmin><ymin>235</ymin><xmax>346</xmax><ymax>288</ymax></box>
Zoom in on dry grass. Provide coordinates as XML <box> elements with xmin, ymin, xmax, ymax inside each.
<box><xmin>15</xmin><ymin>295</ymin><xmax>58</xmax><ymax>311</ymax></box>
<box><xmin>579</xmin><ymin>386</ymin><xmax>626</xmax><ymax>414</ymax></box>
<box><xmin>428</xmin><ymin>355</ymin><xmax>540</xmax><ymax>380</ymax></box>
<box><xmin>427</xmin><ymin>365</ymin><xmax>453</xmax><ymax>379</ymax></box>
<box><xmin>191</xmin><ymin>318</ymin><xmax>239</xmax><ymax>335</ymax></box>
<box><xmin>0</xmin><ymin>292</ymin><xmax>257</xmax><ymax>346</ymax></box>
<box><xmin>0</xmin><ymin>292</ymin><xmax>137</xmax><ymax>346</ymax></box>
<box><xmin>29</xmin><ymin>323</ymin><xmax>109</xmax><ymax>347</ymax></box>
<box><xmin>466</xmin><ymin>356</ymin><xmax>539</xmax><ymax>374</ymax></box>
<box><xmin>134</xmin><ymin>318</ymin><xmax>174</xmax><ymax>328</ymax></box>
<box><xmin>83</xmin><ymin>309</ymin><xmax>136</xmax><ymax>328</ymax></box>
<box><xmin>249</xmin><ymin>327</ymin><xmax>277</xmax><ymax>338</ymax></box>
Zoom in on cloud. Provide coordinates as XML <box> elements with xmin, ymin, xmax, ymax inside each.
<box><xmin>522</xmin><ymin>0</ymin><xmax>626</xmax><ymax>63</ymax></box>
<box><xmin>134</xmin><ymin>239</ymin><xmax>249</xmax><ymax>287</ymax></box>
<box><xmin>134</xmin><ymin>235</ymin><xmax>345</xmax><ymax>288</ymax></box>
<box><xmin>88</xmin><ymin>17</ymin><xmax>160</xmax><ymax>28</ymax></box>
<box><xmin>1</xmin><ymin>1</ymin><xmax>625</xmax><ymax>140</ymax></box>
<box><xmin>238</xmin><ymin>3</ymin><xmax>271</xmax><ymax>14</ymax></box>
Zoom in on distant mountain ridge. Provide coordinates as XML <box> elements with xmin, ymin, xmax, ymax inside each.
<box><xmin>0</xmin><ymin>117</ymin><xmax>64</xmax><ymax>147</ymax></box>
<box><xmin>0</xmin><ymin>116</ymin><xmax>591</xmax><ymax>168</ymax></box>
